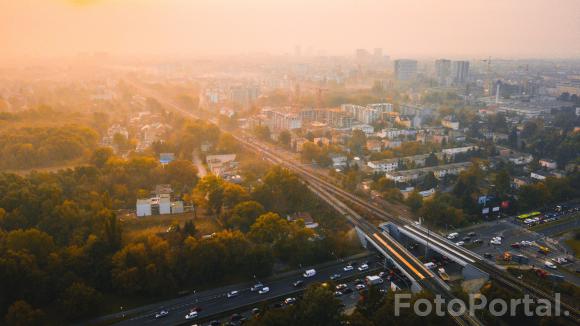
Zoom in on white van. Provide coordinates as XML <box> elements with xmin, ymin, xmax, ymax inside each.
<box><xmin>424</xmin><ymin>262</ymin><xmax>437</xmax><ymax>269</ymax></box>
<box><xmin>303</xmin><ymin>269</ymin><xmax>316</xmax><ymax>278</ymax></box>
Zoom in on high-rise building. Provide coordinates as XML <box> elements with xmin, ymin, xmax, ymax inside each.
<box><xmin>435</xmin><ymin>59</ymin><xmax>452</xmax><ymax>85</ymax></box>
<box><xmin>394</xmin><ymin>59</ymin><xmax>418</xmax><ymax>81</ymax></box>
<box><xmin>451</xmin><ymin>60</ymin><xmax>470</xmax><ymax>85</ymax></box>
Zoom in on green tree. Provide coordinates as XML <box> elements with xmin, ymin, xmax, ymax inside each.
<box><xmin>349</xmin><ymin>129</ymin><xmax>367</xmax><ymax>155</ymax></box>
<box><xmin>405</xmin><ymin>190</ymin><xmax>423</xmax><ymax>213</ymax></box>
<box><xmin>91</xmin><ymin>147</ymin><xmax>114</xmax><ymax>169</ymax></box>
<box><xmin>228</xmin><ymin>201</ymin><xmax>265</xmax><ymax>232</ymax></box>
<box><xmin>278</xmin><ymin>130</ymin><xmax>291</xmax><ymax>148</ymax></box>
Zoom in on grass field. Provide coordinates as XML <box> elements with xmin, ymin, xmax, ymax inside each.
<box><xmin>122</xmin><ymin>211</ymin><xmax>222</xmax><ymax>243</ymax></box>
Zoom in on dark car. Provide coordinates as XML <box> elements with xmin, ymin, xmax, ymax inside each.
<box><xmin>209</xmin><ymin>320</ymin><xmax>220</xmax><ymax>326</ymax></box>
<box><xmin>468</xmin><ymin>232</ymin><xmax>476</xmax><ymax>237</ymax></box>
<box><xmin>483</xmin><ymin>253</ymin><xmax>493</xmax><ymax>259</ymax></box>
<box><xmin>343</xmin><ymin>288</ymin><xmax>354</xmax><ymax>294</ymax></box>
<box><xmin>231</xmin><ymin>313</ymin><xmax>242</xmax><ymax>321</ymax></box>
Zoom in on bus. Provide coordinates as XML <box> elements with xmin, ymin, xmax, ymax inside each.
<box><xmin>516</xmin><ymin>211</ymin><xmax>541</xmax><ymax>220</ymax></box>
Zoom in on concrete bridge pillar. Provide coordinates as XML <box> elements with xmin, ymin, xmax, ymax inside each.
<box><xmin>355</xmin><ymin>227</ymin><xmax>368</xmax><ymax>249</ymax></box>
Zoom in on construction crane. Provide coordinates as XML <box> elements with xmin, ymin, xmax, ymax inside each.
<box><xmin>481</xmin><ymin>56</ymin><xmax>492</xmax><ymax>96</ymax></box>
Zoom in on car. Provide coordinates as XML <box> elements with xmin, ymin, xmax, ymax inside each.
<box><xmin>185</xmin><ymin>311</ymin><xmax>198</xmax><ymax>320</ymax></box>
<box><xmin>545</xmin><ymin>261</ymin><xmax>557</xmax><ymax>269</ymax></box>
<box><xmin>378</xmin><ymin>271</ymin><xmax>386</xmax><ymax>277</ymax></box>
<box><xmin>336</xmin><ymin>283</ymin><xmax>348</xmax><ymax>291</ymax></box>
<box><xmin>343</xmin><ymin>288</ymin><xmax>354</xmax><ymax>294</ymax></box>
<box><xmin>231</xmin><ymin>313</ymin><xmax>242</xmax><ymax>321</ymax></box>
<box><xmin>330</xmin><ymin>273</ymin><xmax>341</xmax><ymax>280</ymax></box>
<box><xmin>468</xmin><ymin>232</ymin><xmax>476</xmax><ymax>237</ymax></box>
<box><xmin>284</xmin><ymin>297</ymin><xmax>297</xmax><ymax>305</ymax></box>
<box><xmin>462</xmin><ymin>237</ymin><xmax>471</xmax><ymax>242</ymax></box>
<box><xmin>258</xmin><ymin>286</ymin><xmax>270</xmax><ymax>294</ymax></box>
<box><xmin>155</xmin><ymin>310</ymin><xmax>169</xmax><ymax>319</ymax></box>
<box><xmin>483</xmin><ymin>253</ymin><xmax>493</xmax><ymax>259</ymax></box>
<box><xmin>455</xmin><ymin>241</ymin><xmax>465</xmax><ymax>246</ymax></box>
<box><xmin>355</xmin><ymin>284</ymin><xmax>366</xmax><ymax>291</ymax></box>
<box><xmin>252</xmin><ymin>308</ymin><xmax>261</xmax><ymax>315</ymax></box>
<box><xmin>303</xmin><ymin>269</ymin><xmax>316</xmax><ymax>278</ymax></box>
<box><xmin>358</xmin><ymin>264</ymin><xmax>369</xmax><ymax>271</ymax></box>
<box><xmin>511</xmin><ymin>243</ymin><xmax>521</xmax><ymax>249</ymax></box>
<box><xmin>343</xmin><ymin>265</ymin><xmax>354</xmax><ymax>272</ymax></box>
<box><xmin>292</xmin><ymin>280</ymin><xmax>304</xmax><ymax>287</ymax></box>
<box><xmin>521</xmin><ymin>240</ymin><xmax>533</xmax><ymax>246</ymax></box>
<box><xmin>209</xmin><ymin>320</ymin><xmax>220</xmax><ymax>326</ymax></box>
<box><xmin>473</xmin><ymin>239</ymin><xmax>483</xmax><ymax>245</ymax></box>
<box><xmin>354</xmin><ymin>278</ymin><xmax>364</xmax><ymax>284</ymax></box>
<box><xmin>227</xmin><ymin>290</ymin><xmax>239</xmax><ymax>298</ymax></box>
<box><xmin>334</xmin><ymin>291</ymin><xmax>343</xmax><ymax>296</ymax></box>
<box><xmin>250</xmin><ymin>283</ymin><xmax>264</xmax><ymax>292</ymax></box>
<box><xmin>272</xmin><ymin>302</ymin><xmax>283</xmax><ymax>309</ymax></box>
<box><xmin>490</xmin><ymin>239</ymin><xmax>501</xmax><ymax>245</ymax></box>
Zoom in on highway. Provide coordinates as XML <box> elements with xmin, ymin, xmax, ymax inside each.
<box><xmin>100</xmin><ymin>254</ymin><xmax>380</xmax><ymax>326</ymax></box>
<box><xmin>125</xmin><ymin>80</ymin><xmax>577</xmax><ymax>324</ymax></box>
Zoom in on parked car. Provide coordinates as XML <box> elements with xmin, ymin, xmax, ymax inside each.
<box><xmin>483</xmin><ymin>253</ymin><xmax>493</xmax><ymax>259</ymax></box>
<box><xmin>251</xmin><ymin>308</ymin><xmax>261</xmax><ymax>315</ymax></box>
<box><xmin>355</xmin><ymin>284</ymin><xmax>366</xmax><ymax>291</ymax></box>
<box><xmin>511</xmin><ymin>243</ymin><xmax>521</xmax><ymax>249</ymax></box>
<box><xmin>336</xmin><ymin>283</ymin><xmax>348</xmax><ymax>291</ymax></box>
<box><xmin>343</xmin><ymin>265</ymin><xmax>354</xmax><ymax>272</ymax></box>
<box><xmin>330</xmin><ymin>273</ymin><xmax>341</xmax><ymax>280</ymax></box>
<box><xmin>473</xmin><ymin>239</ymin><xmax>483</xmax><ymax>245</ymax></box>
<box><xmin>468</xmin><ymin>232</ymin><xmax>476</xmax><ymax>237</ymax></box>
<box><xmin>334</xmin><ymin>291</ymin><xmax>343</xmax><ymax>297</ymax></box>
<box><xmin>545</xmin><ymin>261</ymin><xmax>557</xmax><ymax>269</ymax></box>
<box><xmin>455</xmin><ymin>241</ymin><xmax>465</xmax><ymax>246</ymax></box>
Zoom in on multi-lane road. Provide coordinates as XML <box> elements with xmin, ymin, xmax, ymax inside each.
<box><xmin>91</xmin><ymin>254</ymin><xmax>382</xmax><ymax>326</ymax></box>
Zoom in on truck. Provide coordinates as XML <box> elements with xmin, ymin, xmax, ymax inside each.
<box><xmin>365</xmin><ymin>275</ymin><xmax>384</xmax><ymax>286</ymax></box>
<box><xmin>303</xmin><ymin>269</ymin><xmax>316</xmax><ymax>278</ymax></box>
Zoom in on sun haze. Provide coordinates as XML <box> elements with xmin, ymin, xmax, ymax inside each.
<box><xmin>1</xmin><ymin>0</ymin><xmax>579</xmax><ymax>60</ymax></box>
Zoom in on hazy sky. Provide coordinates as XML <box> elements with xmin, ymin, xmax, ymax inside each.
<box><xmin>1</xmin><ymin>0</ymin><xmax>579</xmax><ymax>60</ymax></box>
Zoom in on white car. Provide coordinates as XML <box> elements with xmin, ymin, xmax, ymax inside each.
<box><xmin>155</xmin><ymin>310</ymin><xmax>169</xmax><ymax>319</ymax></box>
<box><xmin>355</xmin><ymin>284</ymin><xmax>366</xmax><ymax>290</ymax></box>
<box><xmin>227</xmin><ymin>290</ymin><xmax>239</xmax><ymax>298</ymax></box>
<box><xmin>447</xmin><ymin>233</ymin><xmax>459</xmax><ymax>240</ymax></box>
<box><xmin>185</xmin><ymin>311</ymin><xmax>198</xmax><ymax>320</ymax></box>
<box><xmin>455</xmin><ymin>241</ymin><xmax>465</xmax><ymax>246</ymax></box>
<box><xmin>258</xmin><ymin>286</ymin><xmax>270</xmax><ymax>294</ymax></box>
<box><xmin>544</xmin><ymin>261</ymin><xmax>557</xmax><ymax>270</ymax></box>
<box><xmin>343</xmin><ymin>265</ymin><xmax>354</xmax><ymax>272</ymax></box>
<box><xmin>335</xmin><ymin>283</ymin><xmax>347</xmax><ymax>291</ymax></box>
<box><xmin>520</xmin><ymin>240</ymin><xmax>533</xmax><ymax>246</ymax></box>
<box><xmin>490</xmin><ymin>239</ymin><xmax>501</xmax><ymax>245</ymax></box>
<box><xmin>358</xmin><ymin>264</ymin><xmax>369</xmax><ymax>271</ymax></box>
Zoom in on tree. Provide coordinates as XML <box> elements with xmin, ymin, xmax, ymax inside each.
<box><xmin>405</xmin><ymin>190</ymin><xmax>423</xmax><ymax>213</ymax></box>
<box><xmin>296</xmin><ymin>284</ymin><xmax>344</xmax><ymax>325</ymax></box>
<box><xmin>278</xmin><ymin>130</ymin><xmax>291</xmax><ymax>148</ymax></box>
<box><xmin>222</xmin><ymin>183</ymin><xmax>250</xmax><ymax>209</ymax></box>
<box><xmin>59</xmin><ymin>282</ymin><xmax>103</xmax><ymax>320</ymax></box>
<box><xmin>91</xmin><ymin>147</ymin><xmax>114</xmax><ymax>169</ymax></box>
<box><xmin>165</xmin><ymin>160</ymin><xmax>198</xmax><ymax>190</ymax></box>
<box><xmin>494</xmin><ymin>169</ymin><xmax>511</xmax><ymax>196</ymax></box>
<box><xmin>4</xmin><ymin>301</ymin><xmax>44</xmax><ymax>326</ymax></box>
<box><xmin>228</xmin><ymin>201</ymin><xmax>265</xmax><ymax>232</ymax></box>
<box><xmin>253</xmin><ymin>125</ymin><xmax>271</xmax><ymax>141</ymax></box>
<box><xmin>194</xmin><ymin>175</ymin><xmax>225</xmax><ymax>214</ymax></box>
<box><xmin>349</xmin><ymin>129</ymin><xmax>367</xmax><ymax>155</ymax></box>
<box><xmin>420</xmin><ymin>196</ymin><xmax>464</xmax><ymax>228</ymax></box>
<box><xmin>216</xmin><ymin>133</ymin><xmax>240</xmax><ymax>153</ymax></box>
<box><xmin>425</xmin><ymin>152</ymin><xmax>439</xmax><ymax>167</ymax></box>
<box><xmin>420</xmin><ymin>171</ymin><xmax>438</xmax><ymax>190</ymax></box>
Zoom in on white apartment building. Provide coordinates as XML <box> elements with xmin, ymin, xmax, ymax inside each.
<box><xmin>367</xmin><ymin>159</ymin><xmax>399</xmax><ymax>172</ymax></box>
